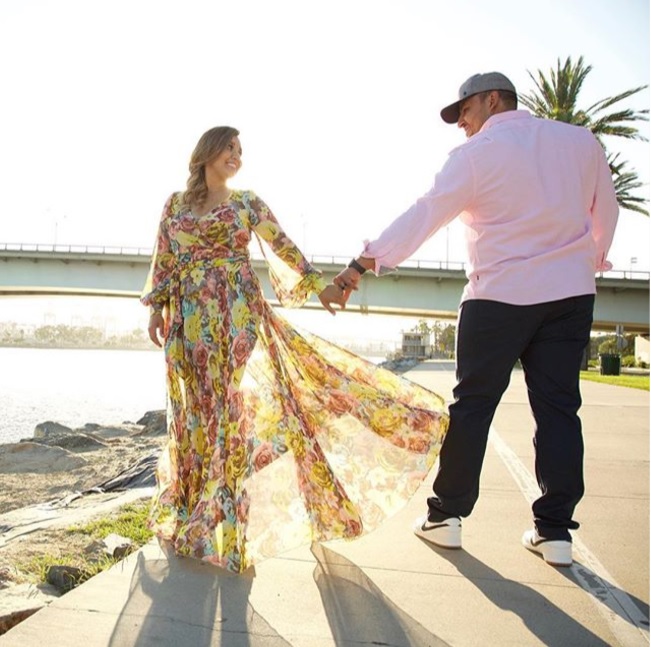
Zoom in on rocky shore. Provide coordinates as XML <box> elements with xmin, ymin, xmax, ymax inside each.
<box><xmin>0</xmin><ymin>410</ymin><xmax>167</xmax><ymax>635</ymax></box>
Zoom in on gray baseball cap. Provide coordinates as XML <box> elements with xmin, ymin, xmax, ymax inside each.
<box><xmin>440</xmin><ymin>72</ymin><xmax>516</xmax><ymax>124</ymax></box>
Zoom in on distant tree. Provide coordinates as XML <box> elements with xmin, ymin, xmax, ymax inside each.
<box><xmin>34</xmin><ymin>325</ymin><xmax>57</xmax><ymax>344</ymax></box>
<box><xmin>519</xmin><ymin>56</ymin><xmax>649</xmax><ymax>215</ymax></box>
<box><xmin>598</xmin><ymin>338</ymin><xmax>618</xmax><ymax>355</ymax></box>
<box><xmin>408</xmin><ymin>320</ymin><xmax>457</xmax><ymax>357</ymax></box>
<box><xmin>411</xmin><ymin>319</ymin><xmax>432</xmax><ymax>334</ymax></box>
<box><xmin>438</xmin><ymin>324</ymin><xmax>456</xmax><ymax>357</ymax></box>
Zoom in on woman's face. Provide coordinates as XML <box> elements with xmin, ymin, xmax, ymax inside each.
<box><xmin>206</xmin><ymin>136</ymin><xmax>243</xmax><ymax>181</ymax></box>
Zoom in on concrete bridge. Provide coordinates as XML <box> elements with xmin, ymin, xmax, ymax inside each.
<box><xmin>1</xmin><ymin>243</ymin><xmax>649</xmax><ymax>333</ymax></box>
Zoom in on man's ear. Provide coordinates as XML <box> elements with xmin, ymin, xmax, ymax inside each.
<box><xmin>488</xmin><ymin>90</ymin><xmax>498</xmax><ymax>111</ymax></box>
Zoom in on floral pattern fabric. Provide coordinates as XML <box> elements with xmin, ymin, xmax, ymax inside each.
<box><xmin>141</xmin><ymin>189</ymin><xmax>449</xmax><ymax>573</ymax></box>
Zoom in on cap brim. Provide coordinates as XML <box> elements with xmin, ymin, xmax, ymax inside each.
<box><xmin>440</xmin><ymin>101</ymin><xmax>461</xmax><ymax>124</ymax></box>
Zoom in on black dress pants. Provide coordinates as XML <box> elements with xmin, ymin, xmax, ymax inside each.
<box><xmin>427</xmin><ymin>295</ymin><xmax>595</xmax><ymax>541</ymax></box>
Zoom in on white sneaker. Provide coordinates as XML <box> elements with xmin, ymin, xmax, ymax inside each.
<box><xmin>522</xmin><ymin>529</ymin><xmax>572</xmax><ymax>567</ymax></box>
<box><xmin>413</xmin><ymin>515</ymin><xmax>462</xmax><ymax>549</ymax></box>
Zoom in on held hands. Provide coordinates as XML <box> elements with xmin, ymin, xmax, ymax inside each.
<box><xmin>318</xmin><ymin>283</ymin><xmax>352</xmax><ymax>315</ymax></box>
<box><xmin>334</xmin><ymin>257</ymin><xmax>372</xmax><ymax>292</ymax></box>
<box><xmin>147</xmin><ymin>312</ymin><xmax>166</xmax><ymax>348</ymax></box>
<box><xmin>333</xmin><ymin>267</ymin><xmax>362</xmax><ymax>293</ymax></box>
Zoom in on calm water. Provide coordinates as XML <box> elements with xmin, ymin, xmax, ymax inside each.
<box><xmin>0</xmin><ymin>347</ymin><xmax>167</xmax><ymax>444</ymax></box>
<box><xmin>0</xmin><ymin>346</ymin><xmax>386</xmax><ymax>445</ymax></box>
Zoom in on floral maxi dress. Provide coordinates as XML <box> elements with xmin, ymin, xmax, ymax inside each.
<box><xmin>141</xmin><ymin>189</ymin><xmax>449</xmax><ymax>573</ymax></box>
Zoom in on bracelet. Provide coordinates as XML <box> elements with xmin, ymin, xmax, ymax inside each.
<box><xmin>347</xmin><ymin>258</ymin><xmax>367</xmax><ymax>275</ymax></box>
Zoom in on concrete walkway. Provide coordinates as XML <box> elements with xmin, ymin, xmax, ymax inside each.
<box><xmin>1</xmin><ymin>361</ymin><xmax>648</xmax><ymax>646</ymax></box>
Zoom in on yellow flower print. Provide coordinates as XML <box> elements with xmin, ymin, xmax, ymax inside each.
<box><xmin>370</xmin><ymin>407</ymin><xmax>404</xmax><ymax>438</ymax></box>
<box><xmin>184</xmin><ymin>311</ymin><xmax>202</xmax><ymax>343</ymax></box>
<box><xmin>232</xmin><ymin>300</ymin><xmax>250</xmax><ymax>329</ymax></box>
<box><xmin>207</xmin><ymin>317</ymin><xmax>222</xmax><ymax>343</ymax></box>
<box><xmin>232</xmin><ymin>365</ymin><xmax>245</xmax><ymax>388</ymax></box>
<box><xmin>206</xmin><ymin>300</ymin><xmax>220</xmax><ymax>320</ymax></box>
<box><xmin>190</xmin><ymin>267</ymin><xmax>204</xmax><ymax>283</ymax></box>
<box><xmin>278</xmin><ymin>248</ymin><xmax>302</xmax><ymax>266</ymax></box>
<box><xmin>310</xmin><ymin>461</ymin><xmax>335</xmax><ymax>490</ymax></box>
<box><xmin>375</xmin><ymin>447</ymin><xmax>410</xmax><ymax>472</ymax></box>
<box><xmin>206</xmin><ymin>222</ymin><xmax>231</xmax><ymax>245</ymax></box>
<box><xmin>256</xmin><ymin>220</ymin><xmax>280</xmax><ymax>241</ymax></box>
<box><xmin>286</xmin><ymin>429</ymin><xmax>305</xmax><ymax>458</ymax></box>
<box><xmin>373</xmin><ymin>370</ymin><xmax>401</xmax><ymax>392</ymax></box>
<box><xmin>157</xmin><ymin>251</ymin><xmax>175</xmax><ymax>271</ymax></box>
<box><xmin>254</xmin><ymin>401</ymin><xmax>283</xmax><ymax>440</ymax></box>
<box><xmin>176</xmin><ymin>231</ymin><xmax>199</xmax><ymax>248</ymax></box>
<box><xmin>226</xmin><ymin>445</ymin><xmax>247</xmax><ymax>482</ymax></box>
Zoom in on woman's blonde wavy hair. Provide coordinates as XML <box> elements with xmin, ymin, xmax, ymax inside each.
<box><xmin>182</xmin><ymin>126</ymin><xmax>240</xmax><ymax>208</ymax></box>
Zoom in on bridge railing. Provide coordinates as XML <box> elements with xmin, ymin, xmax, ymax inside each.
<box><xmin>0</xmin><ymin>242</ymin><xmax>154</xmax><ymax>257</ymax></box>
<box><xmin>1</xmin><ymin>242</ymin><xmax>649</xmax><ymax>281</ymax></box>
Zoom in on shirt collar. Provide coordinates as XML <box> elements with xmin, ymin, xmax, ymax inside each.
<box><xmin>479</xmin><ymin>109</ymin><xmax>532</xmax><ymax>134</ymax></box>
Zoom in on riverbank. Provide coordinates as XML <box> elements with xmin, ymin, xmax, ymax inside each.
<box><xmin>0</xmin><ymin>413</ymin><xmax>167</xmax><ymax>516</ymax></box>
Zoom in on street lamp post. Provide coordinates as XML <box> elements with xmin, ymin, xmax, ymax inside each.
<box><xmin>630</xmin><ymin>257</ymin><xmax>637</xmax><ymax>278</ymax></box>
<box><xmin>53</xmin><ymin>214</ymin><xmax>67</xmax><ymax>248</ymax></box>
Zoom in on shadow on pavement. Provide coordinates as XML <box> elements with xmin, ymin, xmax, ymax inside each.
<box><xmin>109</xmin><ymin>545</ymin><xmax>291</xmax><ymax>647</ymax></box>
<box><xmin>311</xmin><ymin>543</ymin><xmax>450</xmax><ymax>647</ymax></box>
<box><xmin>559</xmin><ymin>563</ymin><xmax>650</xmax><ymax>634</ymax></box>
<box><xmin>430</xmin><ymin>546</ymin><xmax>612</xmax><ymax>646</ymax></box>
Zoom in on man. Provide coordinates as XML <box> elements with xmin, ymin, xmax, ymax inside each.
<box><xmin>333</xmin><ymin>72</ymin><xmax>619</xmax><ymax>567</ymax></box>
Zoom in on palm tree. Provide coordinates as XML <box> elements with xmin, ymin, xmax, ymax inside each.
<box><xmin>608</xmin><ymin>153</ymin><xmax>649</xmax><ymax>216</ymax></box>
<box><xmin>519</xmin><ymin>56</ymin><xmax>649</xmax><ymax>215</ymax></box>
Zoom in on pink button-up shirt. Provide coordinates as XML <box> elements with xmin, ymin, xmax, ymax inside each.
<box><xmin>363</xmin><ymin>110</ymin><xmax>619</xmax><ymax>305</ymax></box>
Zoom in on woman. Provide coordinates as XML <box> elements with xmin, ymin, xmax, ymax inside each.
<box><xmin>142</xmin><ymin>126</ymin><xmax>448</xmax><ymax>573</ymax></box>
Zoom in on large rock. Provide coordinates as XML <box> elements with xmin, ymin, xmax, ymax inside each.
<box><xmin>46</xmin><ymin>565</ymin><xmax>88</xmax><ymax>593</ymax></box>
<box><xmin>25</xmin><ymin>433</ymin><xmax>108</xmax><ymax>453</ymax></box>
<box><xmin>0</xmin><ymin>443</ymin><xmax>87</xmax><ymax>474</ymax></box>
<box><xmin>33</xmin><ymin>421</ymin><xmax>73</xmax><ymax>439</ymax></box>
<box><xmin>87</xmin><ymin>425</ymin><xmax>139</xmax><ymax>441</ymax></box>
<box><xmin>100</xmin><ymin>533</ymin><xmax>134</xmax><ymax>560</ymax></box>
<box><xmin>135</xmin><ymin>410</ymin><xmax>167</xmax><ymax>436</ymax></box>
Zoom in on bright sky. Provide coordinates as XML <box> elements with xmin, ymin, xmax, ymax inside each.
<box><xmin>0</xmin><ymin>0</ymin><xmax>649</xmax><ymax>273</ymax></box>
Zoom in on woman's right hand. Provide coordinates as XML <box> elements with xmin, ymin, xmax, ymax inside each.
<box><xmin>148</xmin><ymin>312</ymin><xmax>166</xmax><ymax>348</ymax></box>
<box><xmin>318</xmin><ymin>284</ymin><xmax>351</xmax><ymax>315</ymax></box>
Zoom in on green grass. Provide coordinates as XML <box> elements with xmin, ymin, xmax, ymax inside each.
<box><xmin>69</xmin><ymin>501</ymin><xmax>154</xmax><ymax>544</ymax></box>
<box><xmin>580</xmin><ymin>371</ymin><xmax>649</xmax><ymax>390</ymax></box>
<box><xmin>17</xmin><ymin>501</ymin><xmax>153</xmax><ymax>587</ymax></box>
<box><xmin>19</xmin><ymin>553</ymin><xmax>119</xmax><ymax>588</ymax></box>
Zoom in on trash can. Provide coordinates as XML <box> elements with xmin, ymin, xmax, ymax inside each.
<box><xmin>599</xmin><ymin>353</ymin><xmax>621</xmax><ymax>376</ymax></box>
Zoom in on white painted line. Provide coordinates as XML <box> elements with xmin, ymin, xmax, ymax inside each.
<box><xmin>489</xmin><ymin>426</ymin><xmax>650</xmax><ymax>647</ymax></box>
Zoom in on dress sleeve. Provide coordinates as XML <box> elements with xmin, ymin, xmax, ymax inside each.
<box><xmin>140</xmin><ymin>193</ymin><xmax>177</xmax><ymax>312</ymax></box>
<box><xmin>246</xmin><ymin>191</ymin><xmax>326</xmax><ymax>307</ymax></box>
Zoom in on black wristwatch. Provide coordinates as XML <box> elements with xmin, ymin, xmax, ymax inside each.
<box><xmin>347</xmin><ymin>258</ymin><xmax>367</xmax><ymax>275</ymax></box>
